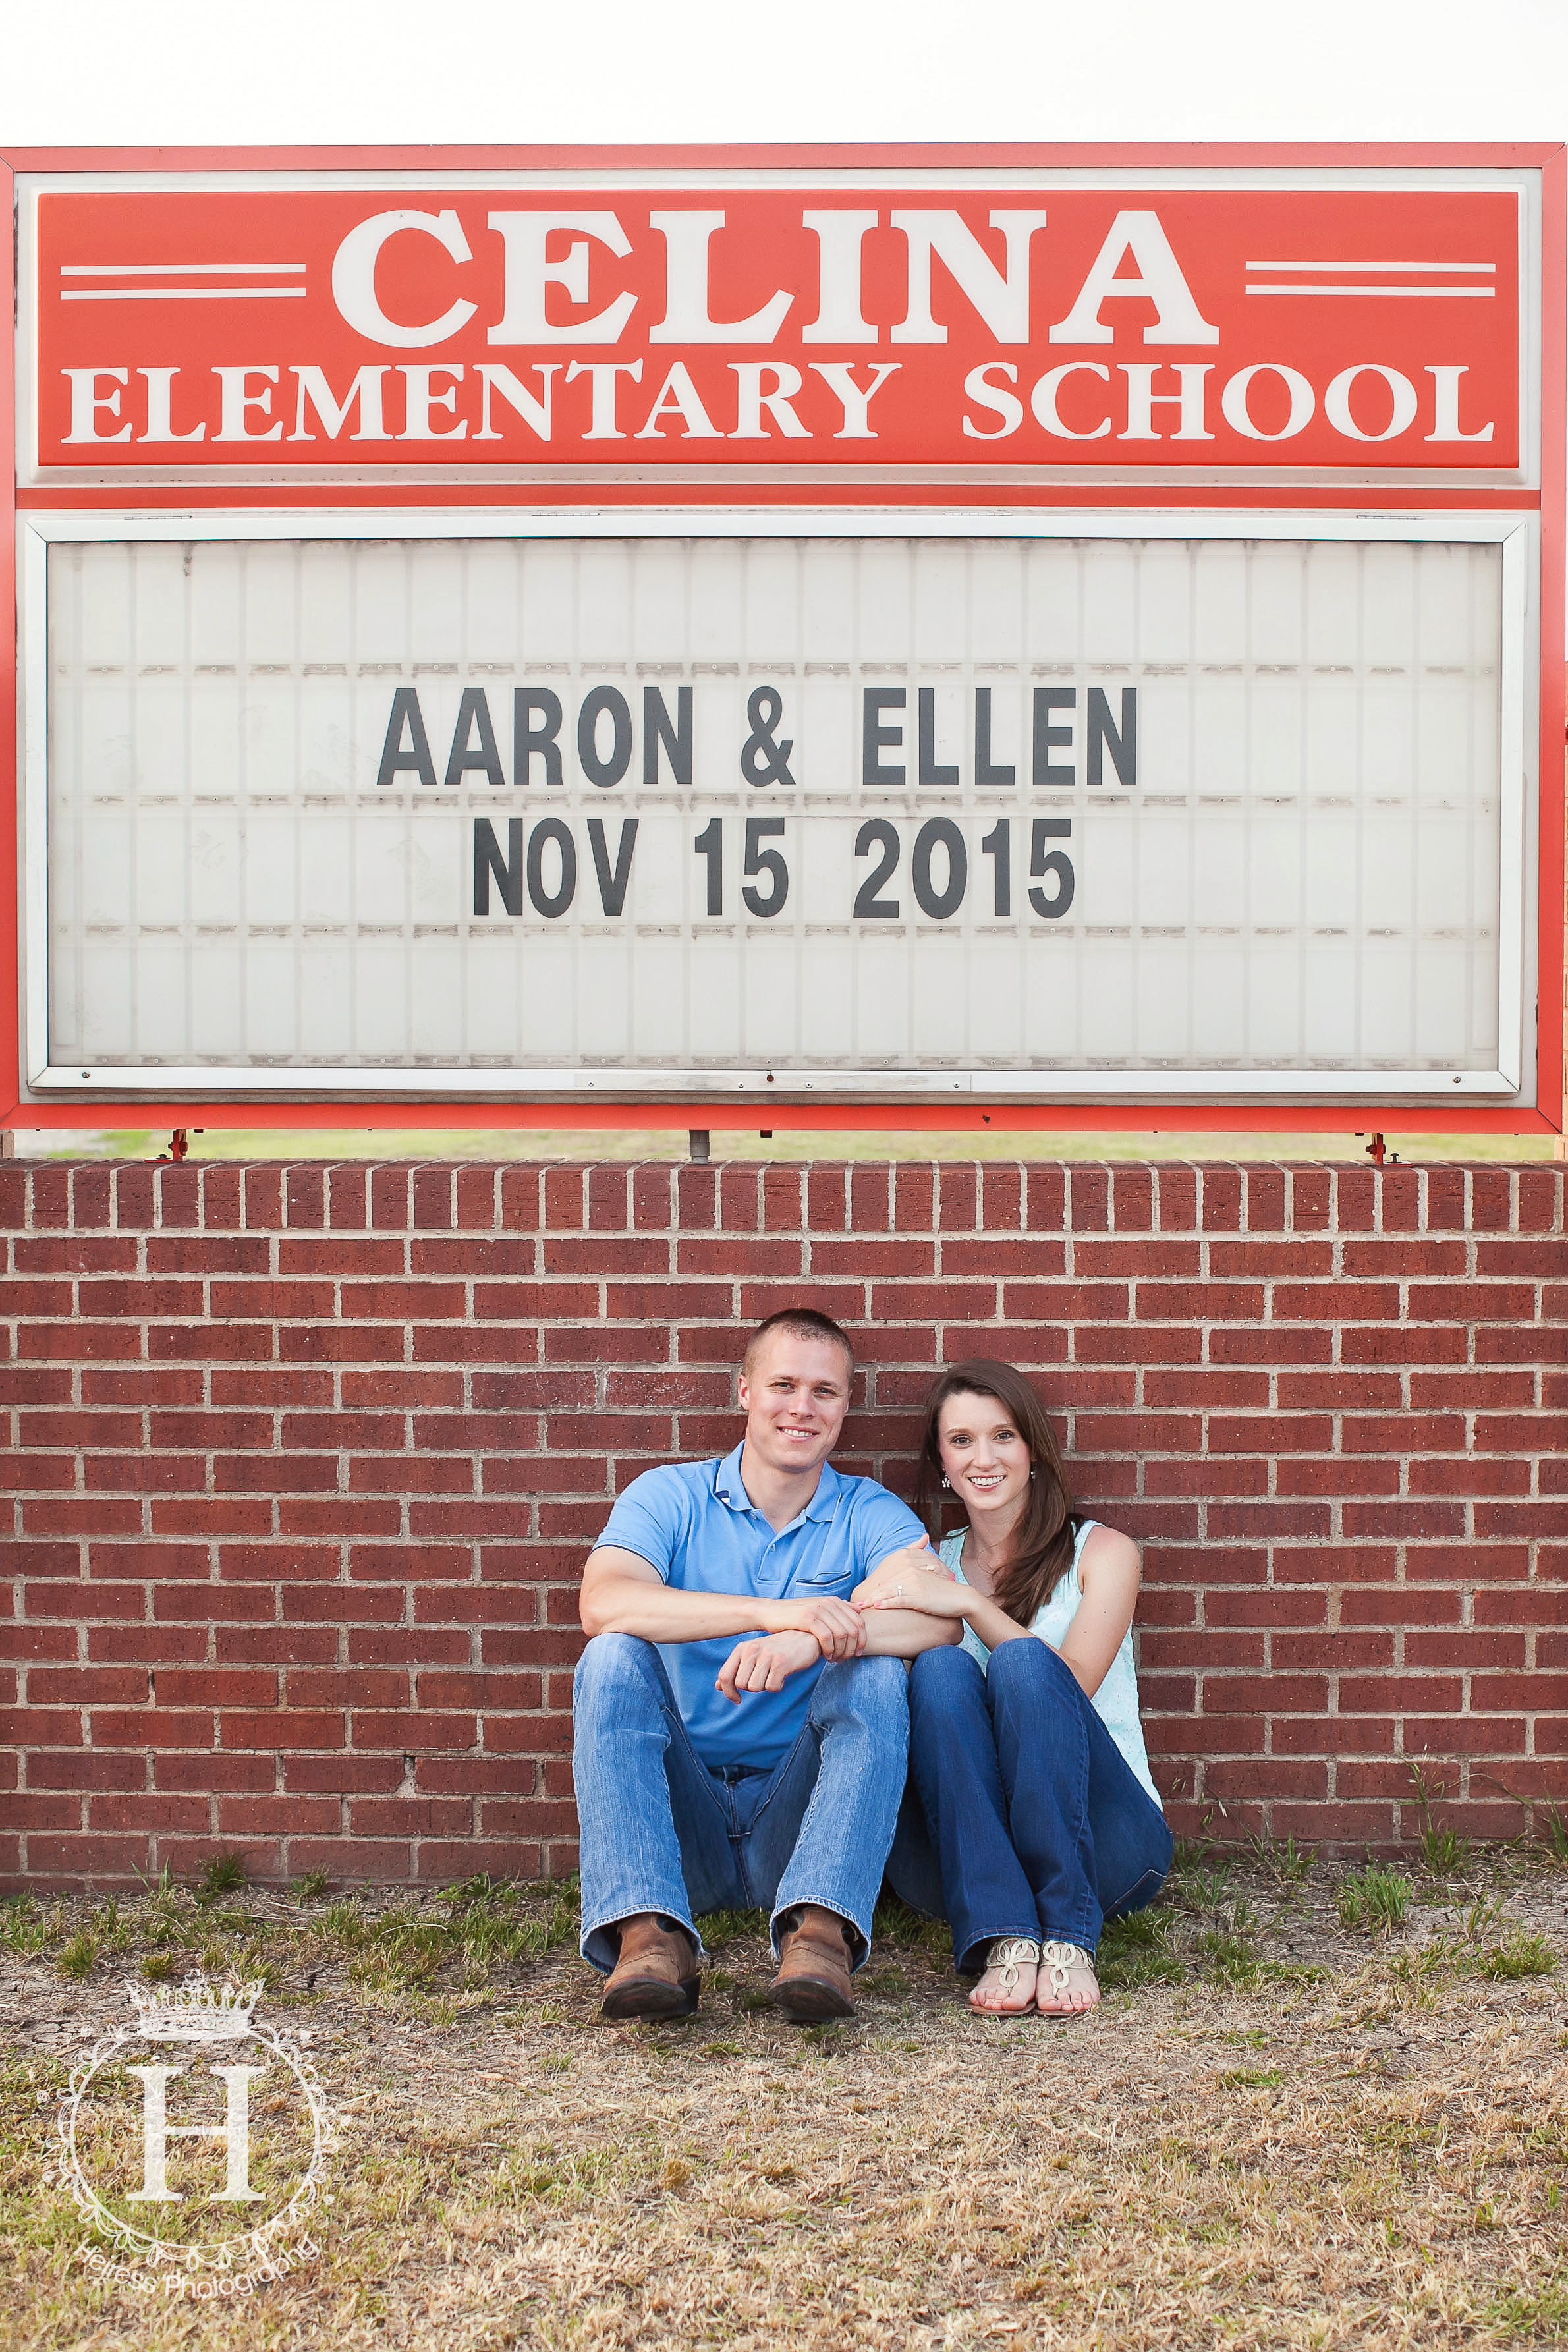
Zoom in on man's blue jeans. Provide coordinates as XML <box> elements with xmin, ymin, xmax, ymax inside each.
<box><xmin>888</xmin><ymin>1638</ymin><xmax>1173</xmax><ymax>1973</ymax></box>
<box><xmin>573</xmin><ymin>1631</ymin><xmax>909</xmax><ymax>1973</ymax></box>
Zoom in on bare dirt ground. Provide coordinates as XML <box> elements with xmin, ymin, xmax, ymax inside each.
<box><xmin>2</xmin><ymin>1847</ymin><xmax>1565</xmax><ymax>2351</ymax></box>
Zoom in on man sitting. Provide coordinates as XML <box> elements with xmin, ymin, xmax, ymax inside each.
<box><xmin>573</xmin><ymin>1306</ymin><xmax>954</xmax><ymax>2023</ymax></box>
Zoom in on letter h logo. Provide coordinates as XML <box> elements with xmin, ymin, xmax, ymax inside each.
<box><xmin>125</xmin><ymin>2065</ymin><xmax>265</xmax><ymax>2203</ymax></box>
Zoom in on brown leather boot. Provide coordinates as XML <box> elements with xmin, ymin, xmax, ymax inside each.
<box><xmin>768</xmin><ymin>1904</ymin><xmax>857</xmax><ymax>2021</ymax></box>
<box><xmin>600</xmin><ymin>1913</ymin><xmax>700</xmax><ymax>2021</ymax></box>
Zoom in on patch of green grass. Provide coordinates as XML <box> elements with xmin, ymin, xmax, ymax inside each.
<box><xmin>1478</xmin><ymin>1928</ymin><xmax>1557</xmax><ymax>1982</ymax></box>
<box><xmin>1098</xmin><ymin>1908</ymin><xmax>1187</xmax><ymax>1990</ymax></box>
<box><xmin>694</xmin><ymin>1905</ymin><xmax>770</xmax><ymax>1946</ymax></box>
<box><xmin>1219</xmin><ymin>2065</ymin><xmax>1283</xmax><ymax>2090</ymax></box>
<box><xmin>291</xmin><ymin>1869</ymin><xmax>331</xmax><ymax>1901</ymax></box>
<box><xmin>322</xmin><ymin>1897</ymin><xmax>372</xmax><ymax>1948</ymax></box>
<box><xmin>86</xmin><ymin>1898</ymin><xmax>133</xmax><ymax>1953</ymax></box>
<box><xmin>194</xmin><ymin>1850</ymin><xmax>248</xmax><ymax>1903</ymax></box>
<box><xmin>873</xmin><ymin>1895</ymin><xmax>951</xmax><ymax>1955</ymax></box>
<box><xmin>1194</xmin><ymin>1927</ymin><xmax>1260</xmax><ymax>1990</ymax></box>
<box><xmin>306</xmin><ymin>1878</ymin><xmax>577</xmax><ymax>1998</ymax></box>
<box><xmin>1462</xmin><ymin>1897</ymin><xmax>1505</xmax><ymax>1944</ymax></box>
<box><xmin>139</xmin><ymin>1951</ymin><xmax>175</xmax><ymax>1982</ymax></box>
<box><xmin>1170</xmin><ymin>1835</ymin><xmax>1214</xmax><ymax>1871</ymax></box>
<box><xmin>55</xmin><ymin>1929</ymin><xmax>99</xmax><ymax>1980</ymax></box>
<box><xmin>1542</xmin><ymin>1805</ymin><xmax>1568</xmax><ymax>1868</ymax></box>
<box><xmin>1408</xmin><ymin>1765</ymin><xmax>1473</xmax><ymax>1882</ymax></box>
<box><xmin>1486</xmin><ymin>2268</ymin><xmax>1568</xmax><ymax>2338</ymax></box>
<box><xmin>1</xmin><ymin>1895</ymin><xmax>55</xmax><ymax>1956</ymax></box>
<box><xmin>1246</xmin><ymin>1834</ymin><xmax>1315</xmax><ymax>1886</ymax></box>
<box><xmin>1339</xmin><ymin>1865</ymin><xmax>1413</xmax><ymax>1934</ymax></box>
<box><xmin>1173</xmin><ymin>1863</ymin><xmax>1237</xmax><ymax>1915</ymax></box>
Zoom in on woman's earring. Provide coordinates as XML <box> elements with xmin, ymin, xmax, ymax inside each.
<box><xmin>1029</xmin><ymin>1468</ymin><xmax>1036</xmax><ymax>1480</ymax></box>
<box><xmin>940</xmin><ymin>1476</ymin><xmax>951</xmax><ymax>1490</ymax></box>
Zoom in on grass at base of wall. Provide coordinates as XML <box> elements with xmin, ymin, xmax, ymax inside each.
<box><xmin>12</xmin><ymin>1126</ymin><xmax>1563</xmax><ymax>1163</ymax></box>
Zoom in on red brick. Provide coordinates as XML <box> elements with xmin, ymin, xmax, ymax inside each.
<box><xmin>282</xmin><ymin>1324</ymin><xmax>405</xmax><ymax>1364</ymax></box>
<box><xmin>15</xmin><ymin>1237</ymin><xmax>138</xmax><ymax>1274</ymax></box>
<box><xmin>1354</xmin><ymin>1326</ymin><xmax>1480</xmax><ymax>1372</ymax></box>
<box><xmin>1290</xmin><ymin>1168</ymin><xmax>1331</xmax><ymax>1230</ymax></box>
<box><xmin>1211</xmin><ymin>1413</ymin><xmax>1332</xmax><ymax>1453</ymax></box>
<box><xmin>1340</xmin><ymin>1587</ymin><xmax>1465</xmax><ymax>1627</ymax></box>
<box><xmin>1411</xmin><ymin>1282</ymin><xmax>1537</xmax><ymax>1322</ymax></box>
<box><xmin>1201</xmin><ymin>1673</ymin><xmax>1328</xmax><ymax>1713</ymax></box>
<box><xmin>1208</xmin><ymin>1240</ymin><xmax>1334</xmax><ymax>1278</ymax></box>
<box><xmin>1474</xmin><ymin>1412</ymin><xmax>1568</xmax><ymax>1451</ymax></box>
<box><xmin>1408</xmin><ymin>1458</ymin><xmax>1532</xmax><ymax>1496</ymax></box>
<box><xmin>1473</xmin><ymin>1672</ymin><xmax>1568</xmax><ymax>1712</ymax></box>
<box><xmin>673</xmin><ymin>1235</ymin><xmax>800</xmax><ymax>1277</ymax></box>
<box><xmin>1208</xmin><ymin>1327</ymin><xmax>1332</xmax><ymax>1364</ymax></box>
<box><xmin>1274</xmin><ymin>1282</ymin><xmax>1399</xmax><ymax>1322</ymax></box>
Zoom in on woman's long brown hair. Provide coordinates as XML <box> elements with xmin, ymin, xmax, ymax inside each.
<box><xmin>914</xmin><ymin>1360</ymin><xmax>1078</xmax><ymax>1627</ymax></box>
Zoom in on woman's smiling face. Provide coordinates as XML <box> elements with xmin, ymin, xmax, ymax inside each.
<box><xmin>936</xmin><ymin>1389</ymin><xmax>1034</xmax><ymax>1523</ymax></box>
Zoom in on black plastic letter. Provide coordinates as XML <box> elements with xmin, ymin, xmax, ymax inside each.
<box><xmin>443</xmin><ymin>688</ymin><xmax>506</xmax><ymax>789</ymax></box>
<box><xmin>1031</xmin><ymin>689</ymin><xmax>1075</xmax><ymax>788</ymax></box>
<box><xmin>577</xmin><ymin>686</ymin><xmax>634</xmax><ymax>789</ymax></box>
<box><xmin>587</xmin><ymin>817</ymin><xmax>639</xmax><ymax>915</ymax></box>
<box><xmin>514</xmin><ymin>689</ymin><xmax>563</xmax><ymax>787</ymax></box>
<box><xmin>862</xmin><ymin>688</ymin><xmax>907</xmax><ymax>786</ymax></box>
<box><xmin>643</xmin><ymin>686</ymin><xmax>693</xmax><ymax>785</ymax></box>
<box><xmin>526</xmin><ymin>818</ymin><xmax>578</xmax><ymax>917</ymax></box>
<box><xmin>1087</xmin><ymin>687</ymin><xmax>1137</xmax><ymax>787</ymax></box>
<box><xmin>474</xmin><ymin>817</ymin><xmax>523</xmax><ymax>914</ymax></box>
<box><xmin>378</xmin><ymin>688</ymin><xmax>437</xmax><ymax>789</ymax></box>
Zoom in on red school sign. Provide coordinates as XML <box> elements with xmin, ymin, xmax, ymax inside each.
<box><xmin>30</xmin><ymin>182</ymin><xmax>1523</xmax><ymax>472</ymax></box>
<box><xmin>0</xmin><ymin>145</ymin><xmax>1563</xmax><ymax>1141</ymax></box>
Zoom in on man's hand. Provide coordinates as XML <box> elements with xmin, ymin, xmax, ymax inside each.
<box><xmin>785</xmin><ymin>1593</ymin><xmax>868</xmax><ymax>1660</ymax></box>
<box><xmin>716</xmin><ymin>1629</ymin><xmax>824</xmax><ymax>1702</ymax></box>
<box><xmin>852</xmin><ymin>1539</ymin><xmax>965</xmax><ymax>1618</ymax></box>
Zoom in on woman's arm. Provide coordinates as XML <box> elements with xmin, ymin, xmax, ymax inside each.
<box><xmin>1055</xmin><ymin>1524</ymin><xmax>1141</xmax><ymax>1698</ymax></box>
<box><xmin>851</xmin><ymin>1543</ymin><xmax>1034</xmax><ymax>1652</ymax></box>
<box><xmin>856</xmin><ymin>1525</ymin><xmax>1142</xmax><ymax>1693</ymax></box>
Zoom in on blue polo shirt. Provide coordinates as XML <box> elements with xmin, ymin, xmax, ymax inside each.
<box><xmin>595</xmin><ymin>1444</ymin><xmax>924</xmax><ymax>1771</ymax></box>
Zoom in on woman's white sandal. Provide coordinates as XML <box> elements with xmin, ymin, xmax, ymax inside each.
<box><xmin>970</xmin><ymin>1936</ymin><xmax>1041</xmax><ymax>2013</ymax></box>
<box><xmin>1036</xmin><ymin>1939</ymin><xmax>1099</xmax><ymax>2015</ymax></box>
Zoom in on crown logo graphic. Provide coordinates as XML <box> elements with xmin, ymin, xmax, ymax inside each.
<box><xmin>125</xmin><ymin>1972</ymin><xmax>262</xmax><ymax>2044</ymax></box>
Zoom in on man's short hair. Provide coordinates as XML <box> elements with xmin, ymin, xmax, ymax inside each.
<box><xmin>742</xmin><ymin>1308</ymin><xmax>856</xmax><ymax>1383</ymax></box>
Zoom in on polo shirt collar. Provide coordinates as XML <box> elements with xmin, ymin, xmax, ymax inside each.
<box><xmin>714</xmin><ymin>1443</ymin><xmax>843</xmax><ymax>1525</ymax></box>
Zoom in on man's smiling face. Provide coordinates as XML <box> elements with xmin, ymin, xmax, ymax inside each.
<box><xmin>737</xmin><ymin>1331</ymin><xmax>852</xmax><ymax>1484</ymax></box>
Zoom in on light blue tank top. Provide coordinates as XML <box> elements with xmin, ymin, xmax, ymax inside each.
<box><xmin>941</xmin><ymin>1521</ymin><xmax>1162</xmax><ymax>1810</ymax></box>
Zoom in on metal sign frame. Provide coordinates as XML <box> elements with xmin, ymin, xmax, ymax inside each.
<box><xmin>1</xmin><ymin>141</ymin><xmax>1561</xmax><ymax>1137</ymax></box>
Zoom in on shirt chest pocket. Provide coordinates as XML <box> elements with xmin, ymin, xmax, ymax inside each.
<box><xmin>791</xmin><ymin>1559</ymin><xmax>855</xmax><ymax>1596</ymax></box>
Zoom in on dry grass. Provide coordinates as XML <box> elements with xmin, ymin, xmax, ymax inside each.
<box><xmin>2</xmin><ymin>1849</ymin><xmax>1565</xmax><ymax>2350</ymax></box>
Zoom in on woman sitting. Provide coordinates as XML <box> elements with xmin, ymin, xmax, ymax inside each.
<box><xmin>856</xmin><ymin>1359</ymin><xmax>1172</xmax><ymax>2017</ymax></box>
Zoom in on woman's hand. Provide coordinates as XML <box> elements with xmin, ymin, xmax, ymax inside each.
<box><xmin>852</xmin><ymin>1540</ymin><xmax>966</xmax><ymax>1618</ymax></box>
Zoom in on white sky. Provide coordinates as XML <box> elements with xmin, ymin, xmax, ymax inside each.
<box><xmin>0</xmin><ymin>0</ymin><xmax>1562</xmax><ymax>146</ymax></box>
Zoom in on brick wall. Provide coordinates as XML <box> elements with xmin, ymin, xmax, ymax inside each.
<box><xmin>1</xmin><ymin>1156</ymin><xmax>1563</xmax><ymax>1893</ymax></box>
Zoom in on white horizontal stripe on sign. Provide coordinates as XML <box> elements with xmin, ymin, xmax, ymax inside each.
<box><xmin>59</xmin><ymin>286</ymin><xmax>308</xmax><ymax>301</ymax></box>
<box><xmin>1243</xmin><ymin>260</ymin><xmax>1496</xmax><ymax>272</ymax></box>
<box><xmin>40</xmin><ymin>530</ymin><xmax>1507</xmax><ymax>1092</ymax></box>
<box><xmin>1245</xmin><ymin>285</ymin><xmax>1495</xmax><ymax>297</ymax></box>
<box><xmin>60</xmin><ymin>262</ymin><xmax>308</xmax><ymax>275</ymax></box>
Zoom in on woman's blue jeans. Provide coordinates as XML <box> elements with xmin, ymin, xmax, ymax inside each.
<box><xmin>889</xmin><ymin>1637</ymin><xmax>1173</xmax><ymax>1973</ymax></box>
